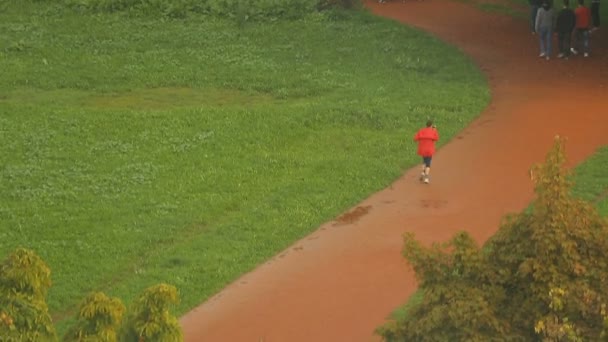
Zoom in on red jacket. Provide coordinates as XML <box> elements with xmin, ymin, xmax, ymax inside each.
<box><xmin>575</xmin><ymin>6</ymin><xmax>591</xmax><ymax>29</ymax></box>
<box><xmin>414</xmin><ymin>127</ymin><xmax>439</xmax><ymax>157</ymax></box>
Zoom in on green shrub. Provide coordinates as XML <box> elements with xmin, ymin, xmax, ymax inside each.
<box><xmin>0</xmin><ymin>248</ymin><xmax>183</xmax><ymax>341</ymax></box>
<box><xmin>0</xmin><ymin>249</ymin><xmax>57</xmax><ymax>342</ymax></box>
<box><xmin>120</xmin><ymin>284</ymin><xmax>182</xmax><ymax>342</ymax></box>
<box><xmin>63</xmin><ymin>292</ymin><xmax>126</xmax><ymax>342</ymax></box>
<box><xmin>378</xmin><ymin>137</ymin><xmax>608</xmax><ymax>341</ymax></box>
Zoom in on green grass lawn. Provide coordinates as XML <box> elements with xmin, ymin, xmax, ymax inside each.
<box><xmin>571</xmin><ymin>146</ymin><xmax>608</xmax><ymax>214</ymax></box>
<box><xmin>386</xmin><ymin>144</ymin><xmax>608</xmax><ymax>325</ymax></box>
<box><xmin>0</xmin><ymin>1</ymin><xmax>489</xmax><ymax>332</ymax></box>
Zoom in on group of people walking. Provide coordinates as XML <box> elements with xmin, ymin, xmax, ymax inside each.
<box><xmin>531</xmin><ymin>0</ymin><xmax>600</xmax><ymax>60</ymax></box>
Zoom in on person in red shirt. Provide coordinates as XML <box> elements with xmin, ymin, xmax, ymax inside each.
<box><xmin>571</xmin><ymin>0</ymin><xmax>591</xmax><ymax>57</ymax></box>
<box><xmin>413</xmin><ymin>120</ymin><xmax>439</xmax><ymax>184</ymax></box>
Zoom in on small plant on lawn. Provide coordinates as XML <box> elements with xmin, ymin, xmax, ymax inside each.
<box><xmin>63</xmin><ymin>292</ymin><xmax>126</xmax><ymax>342</ymax></box>
<box><xmin>378</xmin><ymin>137</ymin><xmax>608</xmax><ymax>341</ymax></box>
<box><xmin>0</xmin><ymin>248</ymin><xmax>57</xmax><ymax>342</ymax></box>
<box><xmin>120</xmin><ymin>284</ymin><xmax>182</xmax><ymax>342</ymax></box>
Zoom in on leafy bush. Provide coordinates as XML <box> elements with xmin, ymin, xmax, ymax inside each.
<box><xmin>378</xmin><ymin>137</ymin><xmax>608</xmax><ymax>341</ymax></box>
<box><xmin>63</xmin><ymin>292</ymin><xmax>126</xmax><ymax>342</ymax></box>
<box><xmin>0</xmin><ymin>248</ymin><xmax>57</xmax><ymax>342</ymax></box>
<box><xmin>120</xmin><ymin>284</ymin><xmax>183</xmax><ymax>342</ymax></box>
<box><xmin>0</xmin><ymin>248</ymin><xmax>183</xmax><ymax>341</ymax></box>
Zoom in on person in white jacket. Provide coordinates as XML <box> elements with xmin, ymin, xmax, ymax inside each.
<box><xmin>536</xmin><ymin>1</ymin><xmax>555</xmax><ymax>60</ymax></box>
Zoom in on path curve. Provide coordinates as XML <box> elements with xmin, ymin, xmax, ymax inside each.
<box><xmin>181</xmin><ymin>1</ymin><xmax>608</xmax><ymax>340</ymax></box>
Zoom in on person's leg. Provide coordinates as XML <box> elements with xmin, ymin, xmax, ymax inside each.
<box><xmin>539</xmin><ymin>27</ymin><xmax>546</xmax><ymax>55</ymax></box>
<box><xmin>591</xmin><ymin>3</ymin><xmax>600</xmax><ymax>28</ymax></box>
<box><xmin>419</xmin><ymin>158</ymin><xmax>427</xmax><ymax>181</ymax></box>
<box><xmin>546</xmin><ymin>27</ymin><xmax>552</xmax><ymax>57</ymax></box>
<box><xmin>422</xmin><ymin>157</ymin><xmax>432</xmax><ymax>183</ymax></box>
<box><xmin>564</xmin><ymin>31</ymin><xmax>572</xmax><ymax>56</ymax></box>
<box><xmin>583</xmin><ymin>29</ymin><xmax>590</xmax><ymax>55</ymax></box>
<box><xmin>558</xmin><ymin>31</ymin><xmax>564</xmax><ymax>56</ymax></box>
<box><xmin>572</xmin><ymin>29</ymin><xmax>580</xmax><ymax>53</ymax></box>
<box><xmin>540</xmin><ymin>27</ymin><xmax>550</xmax><ymax>56</ymax></box>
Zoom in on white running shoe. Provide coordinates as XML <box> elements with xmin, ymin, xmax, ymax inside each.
<box><xmin>584</xmin><ymin>52</ymin><xmax>589</xmax><ymax>57</ymax></box>
<box><xmin>571</xmin><ymin>48</ymin><xmax>578</xmax><ymax>55</ymax></box>
<box><xmin>423</xmin><ymin>177</ymin><xmax>430</xmax><ymax>184</ymax></box>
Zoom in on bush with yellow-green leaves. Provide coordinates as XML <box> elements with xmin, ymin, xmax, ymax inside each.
<box><xmin>0</xmin><ymin>249</ymin><xmax>183</xmax><ymax>342</ymax></box>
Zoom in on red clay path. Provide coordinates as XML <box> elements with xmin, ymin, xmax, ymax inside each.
<box><xmin>180</xmin><ymin>1</ymin><xmax>608</xmax><ymax>340</ymax></box>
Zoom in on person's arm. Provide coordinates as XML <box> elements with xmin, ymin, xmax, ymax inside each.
<box><xmin>553</xmin><ymin>9</ymin><xmax>558</xmax><ymax>30</ymax></box>
<box><xmin>569</xmin><ymin>11</ymin><xmax>576</xmax><ymax>32</ymax></box>
<box><xmin>568</xmin><ymin>12</ymin><xmax>573</xmax><ymax>30</ymax></box>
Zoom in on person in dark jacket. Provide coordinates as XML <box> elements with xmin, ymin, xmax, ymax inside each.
<box><xmin>556</xmin><ymin>0</ymin><xmax>576</xmax><ymax>58</ymax></box>
<box><xmin>590</xmin><ymin>0</ymin><xmax>600</xmax><ymax>31</ymax></box>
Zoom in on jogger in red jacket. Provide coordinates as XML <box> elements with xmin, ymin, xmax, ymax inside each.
<box><xmin>413</xmin><ymin>120</ymin><xmax>439</xmax><ymax>184</ymax></box>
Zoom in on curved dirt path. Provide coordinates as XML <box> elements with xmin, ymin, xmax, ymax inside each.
<box><xmin>180</xmin><ymin>1</ymin><xmax>608</xmax><ymax>340</ymax></box>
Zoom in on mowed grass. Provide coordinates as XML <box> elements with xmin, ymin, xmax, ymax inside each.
<box><xmin>386</xmin><ymin>144</ymin><xmax>608</xmax><ymax>325</ymax></box>
<box><xmin>0</xmin><ymin>2</ymin><xmax>489</xmax><ymax>331</ymax></box>
<box><xmin>571</xmin><ymin>146</ymin><xmax>608</xmax><ymax>215</ymax></box>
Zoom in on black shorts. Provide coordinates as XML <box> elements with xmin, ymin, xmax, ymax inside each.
<box><xmin>422</xmin><ymin>156</ymin><xmax>432</xmax><ymax>167</ymax></box>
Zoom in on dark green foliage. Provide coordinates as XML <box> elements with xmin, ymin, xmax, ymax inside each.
<box><xmin>0</xmin><ymin>249</ymin><xmax>57</xmax><ymax>342</ymax></box>
<box><xmin>376</xmin><ymin>233</ymin><xmax>512</xmax><ymax>341</ymax></box>
<box><xmin>488</xmin><ymin>137</ymin><xmax>608</xmax><ymax>340</ymax></box>
<box><xmin>120</xmin><ymin>284</ymin><xmax>183</xmax><ymax>342</ymax></box>
<box><xmin>378</xmin><ymin>137</ymin><xmax>608</xmax><ymax>341</ymax></box>
<box><xmin>63</xmin><ymin>292</ymin><xmax>126</xmax><ymax>342</ymax></box>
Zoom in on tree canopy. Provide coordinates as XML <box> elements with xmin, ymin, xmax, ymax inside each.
<box><xmin>0</xmin><ymin>249</ymin><xmax>182</xmax><ymax>342</ymax></box>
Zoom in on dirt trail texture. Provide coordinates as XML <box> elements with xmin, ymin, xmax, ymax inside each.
<box><xmin>180</xmin><ymin>0</ymin><xmax>608</xmax><ymax>340</ymax></box>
